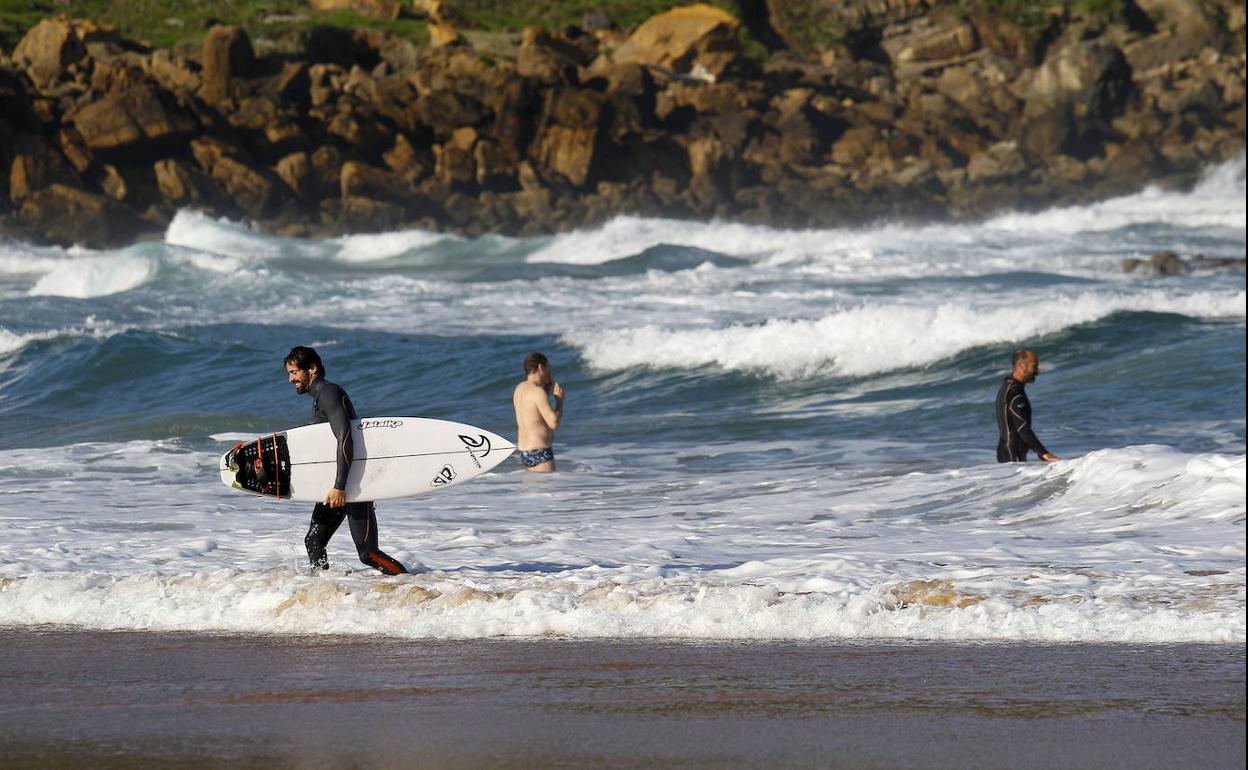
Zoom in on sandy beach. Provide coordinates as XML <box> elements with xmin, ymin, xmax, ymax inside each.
<box><xmin>1</xmin><ymin>627</ymin><xmax>1242</xmax><ymax>769</ymax></box>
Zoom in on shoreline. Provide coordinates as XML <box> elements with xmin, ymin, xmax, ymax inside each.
<box><xmin>2</xmin><ymin>626</ymin><xmax>1243</xmax><ymax>768</ymax></box>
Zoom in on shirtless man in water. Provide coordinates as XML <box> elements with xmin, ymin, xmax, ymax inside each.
<box><xmin>513</xmin><ymin>352</ymin><xmax>564</xmax><ymax>472</ymax></box>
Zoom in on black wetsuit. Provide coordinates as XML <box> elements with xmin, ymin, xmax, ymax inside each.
<box><xmin>995</xmin><ymin>376</ymin><xmax>1051</xmax><ymax>463</ymax></box>
<box><xmin>303</xmin><ymin>377</ymin><xmax>407</xmax><ymax>575</ymax></box>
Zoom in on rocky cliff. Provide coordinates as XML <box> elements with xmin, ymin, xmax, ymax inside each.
<box><xmin>1</xmin><ymin>0</ymin><xmax>1243</xmax><ymax>247</ymax></box>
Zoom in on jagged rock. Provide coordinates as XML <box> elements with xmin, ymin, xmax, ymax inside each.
<box><xmin>1018</xmin><ymin>101</ymin><xmax>1075</xmax><ymax>159</ymax></box>
<box><xmin>611</xmin><ymin>4</ymin><xmax>741</xmax><ymax>78</ymax></box>
<box><xmin>529</xmin><ymin>88</ymin><xmax>604</xmax><ymax>187</ymax></box>
<box><xmin>517</xmin><ymin>28</ymin><xmax>584</xmax><ymax>84</ymax></box>
<box><xmin>434</xmin><ymin>126</ymin><xmax>477</xmax><ymax>185</ymax></box>
<box><xmin>767</xmin><ymin>0</ymin><xmax>929</xmax><ymax>58</ymax></box>
<box><xmin>474</xmin><ymin>138</ymin><xmax>517</xmax><ymax>190</ymax></box>
<box><xmin>340</xmin><ymin>160</ymin><xmax>406</xmax><ymax>201</ymax></box>
<box><xmin>308</xmin><ymin>0</ymin><xmax>402</xmax><ymax>22</ymax></box>
<box><xmin>191</xmin><ymin>137</ymin><xmax>277</xmax><ymax>216</ymax></box>
<box><xmin>881</xmin><ymin>8</ymin><xmax>979</xmax><ymax>66</ymax></box>
<box><xmin>274</xmin><ymin>152</ymin><xmax>315</xmax><ymax>200</ymax></box>
<box><xmin>8</xmin><ymin>133</ymin><xmax>78</xmax><ymax>202</ymax></box>
<box><xmin>1123</xmin><ymin>249</ymin><xmax>1187</xmax><ymax>275</ymax></box>
<box><xmin>68</xmin><ymin>84</ymin><xmax>198</xmax><ymax>151</ymax></box>
<box><xmin>17</xmin><ymin>183</ymin><xmax>144</xmax><ymax>246</ymax></box>
<box><xmin>428</xmin><ymin>20</ymin><xmax>464</xmax><ymax>48</ymax></box>
<box><xmin>1018</xmin><ymin>33</ymin><xmax>1132</xmax><ymax>126</ymax></box>
<box><xmin>1126</xmin><ymin>0</ymin><xmax>1237</xmax><ymax>69</ymax></box>
<box><xmin>383</xmin><ymin>134</ymin><xmax>432</xmax><ymax>184</ymax></box>
<box><xmin>200</xmin><ymin>25</ymin><xmax>256</xmax><ymax>105</ymax></box>
<box><xmin>154</xmin><ymin>157</ymin><xmax>220</xmax><ymax>207</ymax></box>
<box><xmin>11</xmin><ymin>18</ymin><xmax>86</xmax><ymax>87</ymax></box>
<box><xmin>966</xmin><ymin>140</ymin><xmax>1026</xmax><ymax>183</ymax></box>
<box><xmin>145</xmin><ymin>50</ymin><xmax>201</xmax><ymax>95</ymax></box>
<box><xmin>57</xmin><ymin>127</ymin><xmax>94</xmax><ymax>174</ymax></box>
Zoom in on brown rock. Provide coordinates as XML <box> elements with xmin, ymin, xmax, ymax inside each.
<box><xmin>428</xmin><ymin>20</ymin><xmax>464</xmax><ymax>48</ymax></box>
<box><xmin>9</xmin><ymin>134</ymin><xmax>78</xmax><ymax>203</ymax></box>
<box><xmin>97</xmin><ymin>163</ymin><xmax>128</xmax><ymax>201</ymax></box>
<box><xmin>383</xmin><ymin>134</ymin><xmax>432</xmax><ymax>184</ymax></box>
<box><xmin>530</xmin><ymin>89</ymin><xmax>604</xmax><ymax>187</ymax></box>
<box><xmin>145</xmin><ymin>50</ymin><xmax>202</xmax><ymax>95</ymax></box>
<box><xmin>191</xmin><ymin>137</ymin><xmax>277</xmax><ymax>216</ymax></box>
<box><xmin>11</xmin><ymin>19</ymin><xmax>86</xmax><ymax>87</ymax></box>
<box><xmin>340</xmin><ymin>195</ymin><xmax>407</xmax><ymax>230</ymax></box>
<box><xmin>274</xmin><ymin>152</ymin><xmax>315</xmax><ymax>200</ymax></box>
<box><xmin>154</xmin><ymin>158</ymin><xmax>220</xmax><ymax>207</ymax></box>
<box><xmin>200</xmin><ymin>26</ymin><xmax>256</xmax><ymax>105</ymax></box>
<box><xmin>57</xmin><ymin>128</ymin><xmax>94</xmax><ymax>174</ymax></box>
<box><xmin>434</xmin><ymin>126</ymin><xmax>477</xmax><ymax>186</ymax></box>
<box><xmin>1122</xmin><ymin>249</ymin><xmax>1188</xmax><ymax>275</ymax></box>
<box><xmin>1018</xmin><ymin>34</ymin><xmax>1132</xmax><ymax>127</ymax></box>
<box><xmin>767</xmin><ymin>0</ymin><xmax>929</xmax><ymax>59</ymax></box>
<box><xmin>17</xmin><ymin>183</ymin><xmax>144</xmax><ymax>247</ymax></box>
<box><xmin>310</xmin><ymin>146</ymin><xmax>346</xmax><ymax>198</ymax></box>
<box><xmin>340</xmin><ymin>160</ymin><xmax>410</xmax><ymax>206</ymax></box>
<box><xmin>881</xmin><ymin>10</ymin><xmax>979</xmax><ymax>66</ymax></box>
<box><xmin>308</xmin><ymin>0</ymin><xmax>402</xmax><ymax>21</ymax></box>
<box><xmin>474</xmin><ymin>138</ymin><xmax>517</xmax><ymax>190</ymax></box>
<box><xmin>69</xmin><ymin>85</ymin><xmax>198</xmax><ymax>151</ymax></box>
<box><xmin>966</xmin><ymin>140</ymin><xmax>1026</xmax><ymax>183</ymax></box>
<box><xmin>612</xmin><ymin>4</ymin><xmax>741</xmax><ymax>78</ymax></box>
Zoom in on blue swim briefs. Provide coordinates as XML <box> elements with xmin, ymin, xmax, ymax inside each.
<box><xmin>518</xmin><ymin>447</ymin><xmax>554</xmax><ymax>467</ymax></box>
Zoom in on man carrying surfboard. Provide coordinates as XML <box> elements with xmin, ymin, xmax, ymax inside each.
<box><xmin>995</xmin><ymin>348</ymin><xmax>1062</xmax><ymax>463</ymax></box>
<box><xmin>284</xmin><ymin>346</ymin><xmax>408</xmax><ymax>575</ymax></box>
<box><xmin>513</xmin><ymin>352</ymin><xmax>564</xmax><ymax>472</ymax></box>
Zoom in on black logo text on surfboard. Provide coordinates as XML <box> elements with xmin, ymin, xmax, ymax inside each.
<box><xmin>459</xmin><ymin>434</ymin><xmax>491</xmax><ymax>468</ymax></box>
<box><xmin>359</xmin><ymin>419</ymin><xmax>403</xmax><ymax>430</ymax></box>
<box><xmin>430</xmin><ymin>465</ymin><xmax>458</xmax><ymax>487</ymax></box>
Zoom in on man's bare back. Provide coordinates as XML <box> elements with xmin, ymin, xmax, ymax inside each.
<box><xmin>513</xmin><ymin>354</ymin><xmax>564</xmax><ymax>473</ymax></box>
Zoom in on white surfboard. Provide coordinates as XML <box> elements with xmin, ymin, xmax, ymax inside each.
<box><xmin>219</xmin><ymin>417</ymin><xmax>515</xmax><ymax>502</ymax></box>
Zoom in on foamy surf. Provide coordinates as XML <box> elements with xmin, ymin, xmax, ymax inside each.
<box><xmin>567</xmin><ymin>290</ymin><xmax>1247</xmax><ymax>379</ymax></box>
<box><xmin>0</xmin><ymin>157</ymin><xmax>1241</xmax><ymax>646</ymax></box>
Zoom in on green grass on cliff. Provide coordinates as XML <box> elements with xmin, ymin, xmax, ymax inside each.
<box><xmin>0</xmin><ymin>0</ymin><xmax>1141</xmax><ymax>57</ymax></box>
<box><xmin>0</xmin><ymin>0</ymin><xmax>428</xmax><ymax>51</ymax></box>
<box><xmin>1</xmin><ymin>0</ymin><xmax>771</xmax><ymax>53</ymax></box>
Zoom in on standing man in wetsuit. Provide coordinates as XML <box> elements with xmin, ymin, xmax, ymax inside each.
<box><xmin>512</xmin><ymin>352</ymin><xmax>564</xmax><ymax>472</ymax></box>
<box><xmin>996</xmin><ymin>348</ymin><xmax>1062</xmax><ymax>463</ymax></box>
<box><xmin>284</xmin><ymin>346</ymin><xmax>407</xmax><ymax>575</ymax></box>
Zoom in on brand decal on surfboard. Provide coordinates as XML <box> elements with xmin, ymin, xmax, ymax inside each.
<box><xmin>430</xmin><ymin>464</ymin><xmax>458</xmax><ymax>487</ymax></box>
<box><xmin>359</xmin><ymin>418</ymin><xmax>404</xmax><ymax>430</ymax></box>
<box><xmin>459</xmin><ymin>434</ymin><xmax>492</xmax><ymax>468</ymax></box>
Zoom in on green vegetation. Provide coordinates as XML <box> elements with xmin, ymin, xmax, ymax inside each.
<box><xmin>448</xmin><ymin>0</ymin><xmax>746</xmax><ymax>33</ymax></box>
<box><xmin>1</xmin><ymin>0</ymin><xmax>778</xmax><ymax>53</ymax></box>
<box><xmin>0</xmin><ymin>0</ymin><xmax>427</xmax><ymax>52</ymax></box>
<box><xmin>767</xmin><ymin>1</ymin><xmax>844</xmax><ymax>54</ymax></box>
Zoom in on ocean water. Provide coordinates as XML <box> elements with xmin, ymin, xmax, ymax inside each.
<box><xmin>0</xmin><ymin>157</ymin><xmax>1243</xmax><ymax>644</ymax></box>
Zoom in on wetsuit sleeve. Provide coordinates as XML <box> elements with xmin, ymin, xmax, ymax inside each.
<box><xmin>321</xmin><ymin>384</ymin><xmax>354</xmax><ymax>490</ymax></box>
<box><xmin>1009</xmin><ymin>393</ymin><xmax>1050</xmax><ymax>458</ymax></box>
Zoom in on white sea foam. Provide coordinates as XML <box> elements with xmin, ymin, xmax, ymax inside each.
<box><xmin>164</xmin><ymin>209</ymin><xmax>317</xmax><ymax>260</ymax></box>
<box><xmin>330</xmin><ymin>229</ymin><xmax>454</xmax><ymax>262</ymax></box>
<box><xmin>567</xmin><ymin>290</ymin><xmax>1248</xmax><ymax>378</ymax></box>
<box><xmin>26</xmin><ymin>252</ymin><xmax>155</xmax><ymax>298</ymax></box>
<box><xmin>0</xmin><ymin>319</ymin><xmax>129</xmax><ymax>357</ymax></box>
<box><xmin>525</xmin><ymin>156</ymin><xmax>1246</xmax><ymax>268</ymax></box>
<box><xmin>0</xmin><ymin>442</ymin><xmax>1241</xmax><ymax>642</ymax></box>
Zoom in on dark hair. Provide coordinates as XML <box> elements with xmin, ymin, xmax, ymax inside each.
<box><xmin>285</xmin><ymin>346</ymin><xmax>325</xmax><ymax>377</ymax></box>
<box><xmin>1012</xmin><ymin>348</ymin><xmax>1033</xmax><ymax>367</ymax></box>
<box><xmin>523</xmin><ymin>352</ymin><xmax>549</xmax><ymax>375</ymax></box>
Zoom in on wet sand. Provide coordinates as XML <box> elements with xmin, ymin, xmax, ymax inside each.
<box><xmin>0</xmin><ymin>628</ymin><xmax>1243</xmax><ymax>769</ymax></box>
